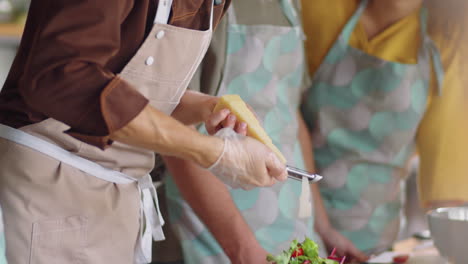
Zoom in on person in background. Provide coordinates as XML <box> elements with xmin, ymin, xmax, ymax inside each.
<box><xmin>417</xmin><ymin>0</ymin><xmax>468</xmax><ymax>209</ymax></box>
<box><xmin>153</xmin><ymin>0</ymin><xmax>326</xmax><ymax>263</ymax></box>
<box><xmin>0</xmin><ymin>0</ymin><xmax>288</xmax><ymax>263</ymax></box>
<box><xmin>301</xmin><ymin>0</ymin><xmax>444</xmax><ymax>261</ymax></box>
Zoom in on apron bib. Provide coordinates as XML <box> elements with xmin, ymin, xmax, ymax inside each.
<box><xmin>301</xmin><ymin>0</ymin><xmax>444</xmax><ymax>254</ymax></box>
<box><xmin>165</xmin><ymin>1</ymin><xmax>323</xmax><ymax>262</ymax></box>
<box><xmin>0</xmin><ymin>1</ymin><xmax>214</xmax><ymax>263</ymax></box>
<box><xmin>120</xmin><ymin>0</ymin><xmax>214</xmax><ymax>115</ymax></box>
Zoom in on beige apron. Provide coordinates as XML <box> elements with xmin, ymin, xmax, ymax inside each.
<box><xmin>0</xmin><ymin>0</ymin><xmax>214</xmax><ymax>263</ymax></box>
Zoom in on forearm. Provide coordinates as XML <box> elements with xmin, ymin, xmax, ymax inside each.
<box><xmin>111</xmin><ymin>104</ymin><xmax>223</xmax><ymax>168</ymax></box>
<box><xmin>296</xmin><ymin>111</ymin><xmax>332</xmax><ymax>233</ymax></box>
<box><xmin>163</xmin><ymin>155</ymin><xmax>265</xmax><ymax>262</ymax></box>
<box><xmin>310</xmin><ymin>184</ymin><xmax>332</xmax><ymax>235</ymax></box>
<box><xmin>171</xmin><ymin>90</ymin><xmax>219</xmax><ymax>125</ymax></box>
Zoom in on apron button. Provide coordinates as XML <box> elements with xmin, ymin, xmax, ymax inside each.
<box><xmin>156</xmin><ymin>30</ymin><xmax>165</xmax><ymax>39</ymax></box>
<box><xmin>145</xmin><ymin>56</ymin><xmax>154</xmax><ymax>66</ymax></box>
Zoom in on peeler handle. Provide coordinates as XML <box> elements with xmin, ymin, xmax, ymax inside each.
<box><xmin>286</xmin><ymin>166</ymin><xmax>323</xmax><ymax>183</ymax></box>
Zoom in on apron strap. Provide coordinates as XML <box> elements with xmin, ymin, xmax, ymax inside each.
<box><xmin>134</xmin><ymin>175</ymin><xmax>166</xmax><ymax>264</ymax></box>
<box><xmin>154</xmin><ymin>0</ymin><xmax>173</xmax><ymax>24</ymax></box>
<box><xmin>280</xmin><ymin>0</ymin><xmax>306</xmax><ymax>40</ymax></box>
<box><xmin>0</xmin><ymin>124</ymin><xmax>135</xmax><ymax>184</ymax></box>
<box><xmin>227</xmin><ymin>0</ymin><xmax>304</xmax><ymax>37</ymax></box>
<box><xmin>338</xmin><ymin>0</ymin><xmax>368</xmax><ymax>44</ymax></box>
<box><xmin>428</xmin><ymin>41</ymin><xmax>445</xmax><ymax>95</ymax></box>
<box><xmin>419</xmin><ymin>7</ymin><xmax>445</xmax><ymax>95</ymax></box>
<box><xmin>314</xmin><ymin>0</ymin><xmax>367</xmax><ymax>67</ymax></box>
<box><xmin>156</xmin><ymin>0</ymin><xmax>215</xmax><ymax>31</ymax></box>
<box><xmin>229</xmin><ymin>0</ymin><xmax>301</xmax><ymax>28</ymax></box>
<box><xmin>279</xmin><ymin>0</ymin><xmax>300</xmax><ymax>27</ymax></box>
<box><xmin>208</xmin><ymin>0</ymin><xmax>215</xmax><ymax>31</ymax></box>
<box><xmin>0</xmin><ymin>124</ymin><xmax>165</xmax><ymax>264</ymax></box>
<box><xmin>227</xmin><ymin>3</ymin><xmax>238</xmax><ymax>25</ymax></box>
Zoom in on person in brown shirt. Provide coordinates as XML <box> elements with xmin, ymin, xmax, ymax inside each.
<box><xmin>0</xmin><ymin>0</ymin><xmax>226</xmax><ymax>146</ymax></box>
<box><xmin>0</xmin><ymin>0</ymin><xmax>288</xmax><ymax>263</ymax></box>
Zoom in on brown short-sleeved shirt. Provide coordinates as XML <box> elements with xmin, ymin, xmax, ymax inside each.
<box><xmin>0</xmin><ymin>0</ymin><xmax>230</xmax><ymax>148</ymax></box>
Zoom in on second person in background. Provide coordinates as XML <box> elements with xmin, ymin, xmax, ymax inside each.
<box><xmin>155</xmin><ymin>0</ymin><xmax>325</xmax><ymax>263</ymax></box>
<box><xmin>301</xmin><ymin>0</ymin><xmax>443</xmax><ymax>261</ymax></box>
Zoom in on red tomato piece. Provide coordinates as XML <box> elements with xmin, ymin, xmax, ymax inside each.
<box><xmin>291</xmin><ymin>248</ymin><xmax>304</xmax><ymax>257</ymax></box>
<box><xmin>302</xmin><ymin>260</ymin><xmax>311</xmax><ymax>264</ymax></box>
<box><xmin>393</xmin><ymin>254</ymin><xmax>410</xmax><ymax>263</ymax></box>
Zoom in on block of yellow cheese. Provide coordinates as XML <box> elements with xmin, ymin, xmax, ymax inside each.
<box><xmin>213</xmin><ymin>94</ymin><xmax>287</xmax><ymax>164</ymax></box>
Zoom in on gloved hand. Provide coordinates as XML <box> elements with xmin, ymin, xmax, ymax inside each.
<box><xmin>207</xmin><ymin>128</ymin><xmax>287</xmax><ymax>190</ymax></box>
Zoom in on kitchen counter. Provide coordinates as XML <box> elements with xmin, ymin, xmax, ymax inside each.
<box><xmin>395</xmin><ymin>238</ymin><xmax>445</xmax><ymax>264</ymax></box>
<box><xmin>366</xmin><ymin>238</ymin><xmax>446</xmax><ymax>264</ymax></box>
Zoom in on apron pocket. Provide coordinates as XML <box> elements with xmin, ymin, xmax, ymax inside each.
<box><xmin>29</xmin><ymin>215</ymin><xmax>88</xmax><ymax>264</ymax></box>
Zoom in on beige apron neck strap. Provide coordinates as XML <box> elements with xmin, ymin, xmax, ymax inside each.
<box><xmin>208</xmin><ymin>0</ymin><xmax>214</xmax><ymax>31</ymax></box>
<box><xmin>155</xmin><ymin>0</ymin><xmax>214</xmax><ymax>30</ymax></box>
<box><xmin>154</xmin><ymin>0</ymin><xmax>173</xmax><ymax>24</ymax></box>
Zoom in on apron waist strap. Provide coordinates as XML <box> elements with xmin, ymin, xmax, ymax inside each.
<box><xmin>0</xmin><ymin>124</ymin><xmax>134</xmax><ymax>184</ymax></box>
<box><xmin>0</xmin><ymin>124</ymin><xmax>165</xmax><ymax>263</ymax></box>
<box><xmin>135</xmin><ymin>174</ymin><xmax>166</xmax><ymax>263</ymax></box>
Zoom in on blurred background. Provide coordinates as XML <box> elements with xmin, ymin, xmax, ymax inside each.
<box><xmin>0</xmin><ymin>0</ymin><xmax>28</xmax><ymax>89</ymax></box>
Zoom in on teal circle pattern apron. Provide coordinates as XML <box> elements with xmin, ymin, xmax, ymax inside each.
<box><xmin>301</xmin><ymin>0</ymin><xmax>444</xmax><ymax>255</ymax></box>
<box><xmin>164</xmin><ymin>0</ymin><xmax>323</xmax><ymax>263</ymax></box>
<box><xmin>0</xmin><ymin>207</ymin><xmax>6</xmax><ymax>264</ymax></box>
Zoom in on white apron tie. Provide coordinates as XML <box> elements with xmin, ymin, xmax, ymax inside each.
<box><xmin>0</xmin><ymin>124</ymin><xmax>164</xmax><ymax>263</ymax></box>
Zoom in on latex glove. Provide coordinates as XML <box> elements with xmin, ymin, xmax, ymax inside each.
<box><xmin>320</xmin><ymin>227</ymin><xmax>369</xmax><ymax>263</ymax></box>
<box><xmin>207</xmin><ymin>128</ymin><xmax>287</xmax><ymax>190</ymax></box>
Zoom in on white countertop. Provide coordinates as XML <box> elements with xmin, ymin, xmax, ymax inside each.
<box><xmin>367</xmin><ymin>238</ymin><xmax>447</xmax><ymax>264</ymax></box>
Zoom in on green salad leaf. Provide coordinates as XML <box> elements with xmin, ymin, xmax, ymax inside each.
<box><xmin>266</xmin><ymin>238</ymin><xmax>338</xmax><ymax>264</ymax></box>
<box><xmin>301</xmin><ymin>237</ymin><xmax>319</xmax><ymax>259</ymax></box>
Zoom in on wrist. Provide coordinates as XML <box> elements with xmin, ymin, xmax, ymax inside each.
<box><xmin>189</xmin><ymin>134</ymin><xmax>224</xmax><ymax>168</ymax></box>
<box><xmin>191</xmin><ymin>92</ymin><xmax>218</xmax><ymax>123</ymax></box>
<box><xmin>315</xmin><ymin>219</ymin><xmax>333</xmax><ymax>237</ymax></box>
<box><xmin>225</xmin><ymin>236</ymin><xmax>266</xmax><ymax>263</ymax></box>
<box><xmin>173</xmin><ymin>91</ymin><xmax>219</xmax><ymax>125</ymax></box>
